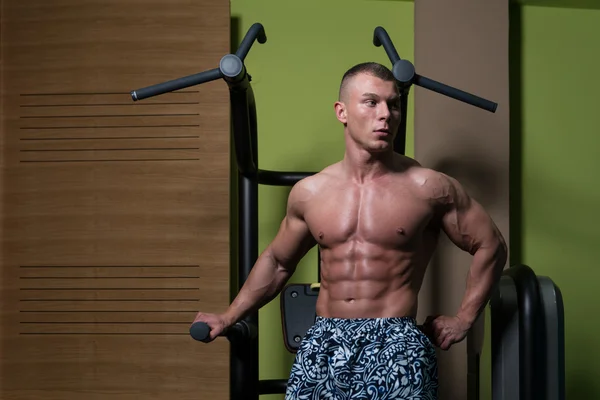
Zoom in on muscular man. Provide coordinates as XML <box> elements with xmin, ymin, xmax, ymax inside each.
<box><xmin>193</xmin><ymin>62</ymin><xmax>508</xmax><ymax>399</ymax></box>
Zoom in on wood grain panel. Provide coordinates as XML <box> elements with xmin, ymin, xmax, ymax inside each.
<box><xmin>414</xmin><ymin>1</ymin><xmax>510</xmax><ymax>399</ymax></box>
<box><xmin>19</xmin><ymin>149</ymin><xmax>201</xmax><ymax>163</ymax></box>
<box><xmin>20</xmin><ymin>278</ymin><xmax>199</xmax><ymax>289</ymax></box>
<box><xmin>18</xmin><ymin>115</ymin><xmax>202</xmax><ymax>129</ymax></box>
<box><xmin>19</xmin><ymin>300</ymin><xmax>201</xmax><ymax>312</ymax></box>
<box><xmin>1</xmin><ymin>0</ymin><xmax>231</xmax><ymax>399</ymax></box>
<box><xmin>18</xmin><ymin>91</ymin><xmax>201</xmax><ymax>106</ymax></box>
<box><xmin>19</xmin><ymin>288</ymin><xmax>200</xmax><ymax>301</ymax></box>
<box><xmin>19</xmin><ymin>105</ymin><xmax>201</xmax><ymax>118</ymax></box>
<box><xmin>20</xmin><ymin>130</ymin><xmax>203</xmax><ymax>140</ymax></box>
<box><xmin>20</xmin><ymin>138</ymin><xmax>202</xmax><ymax>151</ymax></box>
<box><xmin>20</xmin><ymin>311</ymin><xmax>194</xmax><ymax>323</ymax></box>
<box><xmin>20</xmin><ymin>265</ymin><xmax>202</xmax><ymax>278</ymax></box>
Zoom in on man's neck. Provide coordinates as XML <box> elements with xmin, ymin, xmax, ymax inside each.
<box><xmin>342</xmin><ymin>146</ymin><xmax>395</xmax><ymax>183</ymax></box>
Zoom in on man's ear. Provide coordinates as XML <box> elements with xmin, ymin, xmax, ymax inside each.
<box><xmin>334</xmin><ymin>101</ymin><xmax>347</xmax><ymax>124</ymax></box>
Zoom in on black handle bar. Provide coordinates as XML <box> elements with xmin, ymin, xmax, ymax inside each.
<box><xmin>189</xmin><ymin>320</ymin><xmax>258</xmax><ymax>343</ymax></box>
<box><xmin>373</xmin><ymin>26</ymin><xmax>401</xmax><ymax>64</ymax></box>
<box><xmin>236</xmin><ymin>23</ymin><xmax>267</xmax><ymax>61</ymax></box>
<box><xmin>130</xmin><ymin>23</ymin><xmax>267</xmax><ymax>102</ymax></box>
<box><xmin>131</xmin><ymin>68</ymin><xmax>222</xmax><ymax>101</ymax></box>
<box><xmin>373</xmin><ymin>26</ymin><xmax>497</xmax><ymax>113</ymax></box>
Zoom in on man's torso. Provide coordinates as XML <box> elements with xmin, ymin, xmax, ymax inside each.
<box><xmin>300</xmin><ymin>157</ymin><xmax>444</xmax><ymax>319</ymax></box>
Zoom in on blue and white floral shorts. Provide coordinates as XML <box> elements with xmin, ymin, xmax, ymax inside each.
<box><xmin>285</xmin><ymin>316</ymin><xmax>438</xmax><ymax>399</ymax></box>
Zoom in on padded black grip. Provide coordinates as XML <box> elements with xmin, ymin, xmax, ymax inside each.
<box><xmin>189</xmin><ymin>321</ymin><xmax>211</xmax><ymax>342</ymax></box>
<box><xmin>189</xmin><ymin>320</ymin><xmax>258</xmax><ymax>343</ymax></box>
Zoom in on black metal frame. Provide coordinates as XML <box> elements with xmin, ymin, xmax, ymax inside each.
<box><xmin>131</xmin><ymin>23</ymin><xmax>498</xmax><ymax>400</ymax></box>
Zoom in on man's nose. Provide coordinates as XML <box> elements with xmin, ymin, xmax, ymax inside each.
<box><xmin>378</xmin><ymin>104</ymin><xmax>391</xmax><ymax>120</ymax></box>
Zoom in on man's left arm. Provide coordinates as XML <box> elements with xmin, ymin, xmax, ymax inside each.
<box><xmin>426</xmin><ymin>172</ymin><xmax>508</xmax><ymax>349</ymax></box>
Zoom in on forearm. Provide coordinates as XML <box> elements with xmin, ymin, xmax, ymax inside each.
<box><xmin>223</xmin><ymin>247</ymin><xmax>295</xmax><ymax>326</ymax></box>
<box><xmin>457</xmin><ymin>241</ymin><xmax>507</xmax><ymax>327</ymax></box>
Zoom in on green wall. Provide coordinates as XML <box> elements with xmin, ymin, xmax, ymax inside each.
<box><xmin>514</xmin><ymin>4</ymin><xmax>600</xmax><ymax>398</ymax></box>
<box><xmin>480</xmin><ymin>4</ymin><xmax>600</xmax><ymax>400</ymax></box>
<box><xmin>229</xmin><ymin>1</ymin><xmax>415</xmax><ymax>398</ymax></box>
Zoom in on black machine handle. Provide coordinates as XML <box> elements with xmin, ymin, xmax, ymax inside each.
<box><xmin>131</xmin><ymin>68</ymin><xmax>222</xmax><ymax>101</ymax></box>
<box><xmin>235</xmin><ymin>23</ymin><xmax>267</xmax><ymax>61</ymax></box>
<box><xmin>129</xmin><ymin>22</ymin><xmax>315</xmax><ymax>186</ymax></box>
<box><xmin>130</xmin><ymin>23</ymin><xmax>267</xmax><ymax>102</ymax></box>
<box><xmin>504</xmin><ymin>264</ymin><xmax>544</xmax><ymax>400</ymax></box>
<box><xmin>373</xmin><ymin>26</ymin><xmax>498</xmax><ymax>113</ymax></box>
<box><xmin>189</xmin><ymin>320</ymin><xmax>258</xmax><ymax>343</ymax></box>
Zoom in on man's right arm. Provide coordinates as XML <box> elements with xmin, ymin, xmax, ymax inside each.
<box><xmin>220</xmin><ymin>181</ymin><xmax>317</xmax><ymax>327</ymax></box>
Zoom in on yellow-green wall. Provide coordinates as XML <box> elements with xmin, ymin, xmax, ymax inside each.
<box><xmin>479</xmin><ymin>4</ymin><xmax>600</xmax><ymax>400</ymax></box>
<box><xmin>514</xmin><ymin>4</ymin><xmax>600</xmax><ymax>398</ymax></box>
<box><xmin>229</xmin><ymin>1</ymin><xmax>414</xmax><ymax>398</ymax></box>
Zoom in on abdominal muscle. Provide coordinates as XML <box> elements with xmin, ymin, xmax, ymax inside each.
<box><xmin>315</xmin><ymin>241</ymin><xmax>424</xmax><ymax>319</ymax></box>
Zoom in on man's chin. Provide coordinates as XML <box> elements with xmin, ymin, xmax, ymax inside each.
<box><xmin>365</xmin><ymin>148</ymin><xmax>391</xmax><ymax>156</ymax></box>
<box><xmin>368</xmin><ymin>141</ymin><xmax>392</xmax><ymax>153</ymax></box>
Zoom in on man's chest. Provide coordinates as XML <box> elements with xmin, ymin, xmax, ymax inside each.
<box><xmin>304</xmin><ymin>184</ymin><xmax>436</xmax><ymax>248</ymax></box>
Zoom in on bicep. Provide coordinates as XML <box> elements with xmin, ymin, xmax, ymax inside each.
<box><xmin>442</xmin><ymin>200</ymin><xmax>498</xmax><ymax>254</ymax></box>
<box><xmin>440</xmin><ymin>178</ymin><xmax>503</xmax><ymax>255</ymax></box>
<box><xmin>269</xmin><ymin>214</ymin><xmax>317</xmax><ymax>268</ymax></box>
<box><xmin>267</xmin><ymin>183</ymin><xmax>317</xmax><ymax>268</ymax></box>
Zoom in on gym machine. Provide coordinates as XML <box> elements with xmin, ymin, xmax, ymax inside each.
<box><xmin>131</xmin><ymin>23</ymin><xmax>564</xmax><ymax>400</ymax></box>
<box><xmin>490</xmin><ymin>264</ymin><xmax>565</xmax><ymax>400</ymax></box>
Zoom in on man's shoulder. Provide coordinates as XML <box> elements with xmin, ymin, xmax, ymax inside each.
<box><xmin>391</xmin><ymin>154</ymin><xmax>440</xmax><ymax>182</ymax></box>
<box><xmin>407</xmin><ymin>165</ymin><xmax>447</xmax><ymax>184</ymax></box>
<box><xmin>293</xmin><ymin>162</ymin><xmax>341</xmax><ymax>191</ymax></box>
<box><xmin>287</xmin><ymin>162</ymin><xmax>341</xmax><ymax>209</ymax></box>
<box><xmin>401</xmin><ymin>163</ymin><xmax>457</xmax><ymax>204</ymax></box>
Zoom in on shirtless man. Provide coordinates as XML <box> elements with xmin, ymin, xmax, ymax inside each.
<box><xmin>192</xmin><ymin>62</ymin><xmax>508</xmax><ymax>399</ymax></box>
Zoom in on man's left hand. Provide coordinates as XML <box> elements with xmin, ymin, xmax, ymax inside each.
<box><xmin>421</xmin><ymin>315</ymin><xmax>471</xmax><ymax>350</ymax></box>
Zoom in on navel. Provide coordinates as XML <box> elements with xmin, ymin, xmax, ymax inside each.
<box><xmin>318</xmin><ymin>231</ymin><xmax>324</xmax><ymax>240</ymax></box>
<box><xmin>396</xmin><ymin>228</ymin><xmax>405</xmax><ymax>235</ymax></box>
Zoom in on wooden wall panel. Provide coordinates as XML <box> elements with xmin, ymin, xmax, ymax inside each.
<box><xmin>414</xmin><ymin>1</ymin><xmax>510</xmax><ymax>399</ymax></box>
<box><xmin>1</xmin><ymin>1</ymin><xmax>231</xmax><ymax>399</ymax></box>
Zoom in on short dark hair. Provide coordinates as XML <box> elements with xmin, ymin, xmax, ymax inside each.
<box><xmin>338</xmin><ymin>62</ymin><xmax>397</xmax><ymax>100</ymax></box>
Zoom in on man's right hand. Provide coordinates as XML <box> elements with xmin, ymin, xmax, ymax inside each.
<box><xmin>191</xmin><ymin>312</ymin><xmax>233</xmax><ymax>343</ymax></box>
<box><xmin>421</xmin><ymin>314</ymin><xmax>470</xmax><ymax>350</ymax></box>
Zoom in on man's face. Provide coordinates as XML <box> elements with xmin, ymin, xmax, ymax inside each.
<box><xmin>335</xmin><ymin>73</ymin><xmax>401</xmax><ymax>153</ymax></box>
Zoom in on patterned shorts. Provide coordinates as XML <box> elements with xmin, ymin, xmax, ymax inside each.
<box><xmin>285</xmin><ymin>316</ymin><xmax>438</xmax><ymax>400</ymax></box>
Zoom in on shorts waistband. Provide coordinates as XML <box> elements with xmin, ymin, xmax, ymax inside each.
<box><xmin>314</xmin><ymin>315</ymin><xmax>417</xmax><ymax>326</ymax></box>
